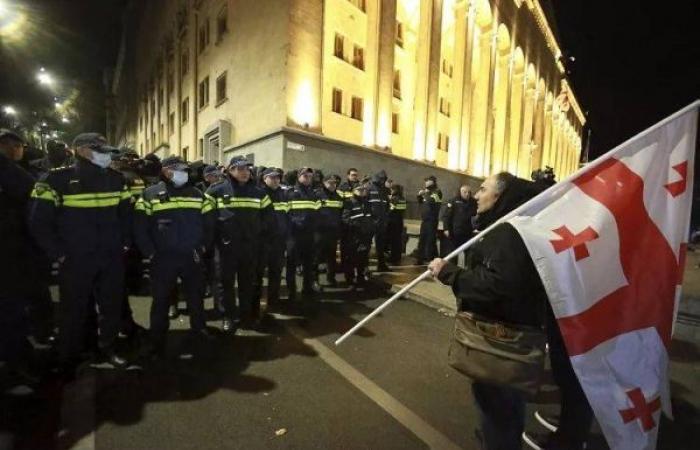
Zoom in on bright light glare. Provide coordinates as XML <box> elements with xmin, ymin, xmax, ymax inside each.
<box><xmin>37</xmin><ymin>72</ymin><xmax>54</xmax><ymax>85</ymax></box>
<box><xmin>3</xmin><ymin>105</ymin><xmax>17</xmax><ymax>115</ymax></box>
<box><xmin>61</xmin><ymin>117</ymin><xmax>69</xmax><ymax>123</ymax></box>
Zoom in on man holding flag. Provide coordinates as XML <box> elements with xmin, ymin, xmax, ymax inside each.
<box><xmin>338</xmin><ymin>101</ymin><xmax>698</xmax><ymax>450</ymax></box>
<box><xmin>427</xmin><ymin>102</ymin><xmax>698</xmax><ymax>450</ymax></box>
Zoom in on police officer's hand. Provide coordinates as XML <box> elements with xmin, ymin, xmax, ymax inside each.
<box><xmin>428</xmin><ymin>258</ymin><xmax>447</xmax><ymax>278</ymax></box>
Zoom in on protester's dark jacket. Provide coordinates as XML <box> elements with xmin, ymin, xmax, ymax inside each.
<box><xmin>438</xmin><ymin>176</ymin><xmax>547</xmax><ymax>327</ymax></box>
<box><xmin>0</xmin><ymin>153</ymin><xmax>37</xmax><ymax>297</ymax></box>
<box><xmin>417</xmin><ymin>185</ymin><xmax>442</xmax><ymax>221</ymax></box>
<box><xmin>342</xmin><ymin>196</ymin><xmax>375</xmax><ymax>238</ymax></box>
<box><xmin>437</xmin><ymin>223</ymin><xmax>546</xmax><ymax>327</ymax></box>
<box><xmin>206</xmin><ymin>175</ymin><xmax>272</xmax><ymax>249</ymax></box>
<box><xmin>442</xmin><ymin>195</ymin><xmax>477</xmax><ymax>238</ymax></box>
<box><xmin>286</xmin><ymin>183</ymin><xmax>318</xmax><ymax>233</ymax></box>
<box><xmin>368</xmin><ymin>170</ymin><xmax>390</xmax><ymax>228</ymax></box>
<box><xmin>133</xmin><ymin>180</ymin><xmax>210</xmax><ymax>257</ymax></box>
<box><xmin>315</xmin><ymin>187</ymin><xmax>343</xmax><ymax>231</ymax></box>
<box><xmin>28</xmin><ymin>157</ymin><xmax>131</xmax><ymax>260</ymax></box>
<box><xmin>265</xmin><ymin>185</ymin><xmax>289</xmax><ymax>239</ymax></box>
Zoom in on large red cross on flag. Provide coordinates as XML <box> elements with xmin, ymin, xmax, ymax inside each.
<box><xmin>506</xmin><ymin>102</ymin><xmax>698</xmax><ymax>450</ymax></box>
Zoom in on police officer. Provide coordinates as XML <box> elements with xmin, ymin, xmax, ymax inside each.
<box><xmin>29</xmin><ymin>133</ymin><xmax>131</xmax><ymax>371</ymax></box>
<box><xmin>415</xmin><ymin>175</ymin><xmax>442</xmax><ymax>264</ymax></box>
<box><xmin>254</xmin><ymin>167</ymin><xmax>288</xmax><ymax>309</ymax></box>
<box><xmin>314</xmin><ymin>173</ymin><xmax>343</xmax><ymax>287</ymax></box>
<box><xmin>337</xmin><ymin>167</ymin><xmax>360</xmax><ymax>199</ymax></box>
<box><xmin>197</xmin><ymin>164</ymin><xmax>222</xmax><ymax>192</ymax></box>
<box><xmin>342</xmin><ymin>182</ymin><xmax>375</xmax><ymax>287</ymax></box>
<box><xmin>207</xmin><ymin>156</ymin><xmax>272</xmax><ymax>330</ymax></box>
<box><xmin>0</xmin><ymin>130</ymin><xmax>37</xmax><ymax>383</ymax></box>
<box><xmin>286</xmin><ymin>167</ymin><xmax>319</xmax><ymax>300</ymax></box>
<box><xmin>387</xmin><ymin>183</ymin><xmax>407</xmax><ymax>265</ymax></box>
<box><xmin>441</xmin><ymin>185</ymin><xmax>477</xmax><ymax>261</ymax></box>
<box><xmin>368</xmin><ymin>170</ymin><xmax>391</xmax><ymax>272</ymax></box>
<box><xmin>134</xmin><ymin>156</ymin><xmax>213</xmax><ymax>356</ymax></box>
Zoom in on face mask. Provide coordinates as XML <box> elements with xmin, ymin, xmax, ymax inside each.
<box><xmin>171</xmin><ymin>170</ymin><xmax>189</xmax><ymax>187</ymax></box>
<box><xmin>91</xmin><ymin>151</ymin><xmax>113</xmax><ymax>169</ymax></box>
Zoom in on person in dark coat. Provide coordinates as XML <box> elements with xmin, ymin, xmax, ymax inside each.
<box><xmin>428</xmin><ymin>172</ymin><xmax>547</xmax><ymax>450</ymax></box>
<box><xmin>368</xmin><ymin>170</ymin><xmax>391</xmax><ymax>272</ymax></box>
<box><xmin>0</xmin><ymin>130</ymin><xmax>37</xmax><ymax>384</ymax></box>
<box><xmin>341</xmin><ymin>182</ymin><xmax>375</xmax><ymax>287</ymax></box>
<box><xmin>314</xmin><ymin>174</ymin><xmax>343</xmax><ymax>286</ymax></box>
<box><xmin>415</xmin><ymin>175</ymin><xmax>442</xmax><ymax>264</ymax></box>
<box><xmin>441</xmin><ymin>184</ymin><xmax>477</xmax><ymax>262</ymax></box>
<box><xmin>387</xmin><ymin>184</ymin><xmax>407</xmax><ymax>265</ymax></box>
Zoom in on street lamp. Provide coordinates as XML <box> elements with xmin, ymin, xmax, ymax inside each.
<box><xmin>37</xmin><ymin>70</ymin><xmax>54</xmax><ymax>86</ymax></box>
<box><xmin>3</xmin><ymin>105</ymin><xmax>17</xmax><ymax>116</ymax></box>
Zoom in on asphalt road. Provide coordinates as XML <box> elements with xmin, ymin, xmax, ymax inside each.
<box><xmin>4</xmin><ymin>277</ymin><xmax>699</xmax><ymax>450</ymax></box>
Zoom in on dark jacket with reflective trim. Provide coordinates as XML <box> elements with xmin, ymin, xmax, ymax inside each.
<box><xmin>388</xmin><ymin>193</ymin><xmax>407</xmax><ymax>224</ymax></box>
<box><xmin>368</xmin><ymin>182</ymin><xmax>390</xmax><ymax>229</ymax></box>
<box><xmin>315</xmin><ymin>187</ymin><xmax>343</xmax><ymax>231</ymax></box>
<box><xmin>442</xmin><ymin>195</ymin><xmax>477</xmax><ymax>239</ymax></box>
<box><xmin>337</xmin><ymin>180</ymin><xmax>358</xmax><ymax>200</ymax></box>
<box><xmin>206</xmin><ymin>176</ymin><xmax>272</xmax><ymax>249</ymax></box>
<box><xmin>28</xmin><ymin>157</ymin><xmax>131</xmax><ymax>260</ymax></box>
<box><xmin>264</xmin><ymin>185</ymin><xmax>289</xmax><ymax>240</ymax></box>
<box><xmin>286</xmin><ymin>183</ymin><xmax>318</xmax><ymax>233</ymax></box>
<box><xmin>0</xmin><ymin>153</ymin><xmax>37</xmax><ymax>297</ymax></box>
<box><xmin>342</xmin><ymin>196</ymin><xmax>375</xmax><ymax>238</ymax></box>
<box><xmin>417</xmin><ymin>186</ymin><xmax>442</xmax><ymax>222</ymax></box>
<box><xmin>133</xmin><ymin>180</ymin><xmax>210</xmax><ymax>257</ymax></box>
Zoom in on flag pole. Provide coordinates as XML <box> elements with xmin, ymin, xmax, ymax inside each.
<box><xmin>335</xmin><ymin>99</ymin><xmax>700</xmax><ymax>346</ymax></box>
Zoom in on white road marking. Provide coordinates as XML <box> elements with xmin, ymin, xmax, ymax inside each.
<box><xmin>286</xmin><ymin>324</ymin><xmax>463</xmax><ymax>450</ymax></box>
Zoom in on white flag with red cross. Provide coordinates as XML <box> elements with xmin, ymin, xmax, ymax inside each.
<box><xmin>507</xmin><ymin>102</ymin><xmax>698</xmax><ymax>450</ymax></box>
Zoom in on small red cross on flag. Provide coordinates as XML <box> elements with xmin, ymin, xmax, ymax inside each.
<box><xmin>619</xmin><ymin>388</ymin><xmax>661</xmax><ymax>432</ymax></box>
<box><xmin>506</xmin><ymin>101</ymin><xmax>699</xmax><ymax>450</ymax></box>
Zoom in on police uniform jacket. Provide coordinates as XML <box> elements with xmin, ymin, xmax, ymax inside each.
<box><xmin>265</xmin><ymin>185</ymin><xmax>289</xmax><ymax>239</ymax></box>
<box><xmin>342</xmin><ymin>196</ymin><xmax>375</xmax><ymax>238</ymax></box>
<box><xmin>286</xmin><ymin>183</ymin><xmax>318</xmax><ymax>234</ymax></box>
<box><xmin>315</xmin><ymin>187</ymin><xmax>343</xmax><ymax>231</ymax></box>
<box><xmin>133</xmin><ymin>180</ymin><xmax>211</xmax><ymax>257</ymax></box>
<box><xmin>206</xmin><ymin>176</ymin><xmax>272</xmax><ymax>248</ymax></box>
<box><xmin>442</xmin><ymin>195</ymin><xmax>477</xmax><ymax>238</ymax></box>
<box><xmin>417</xmin><ymin>186</ymin><xmax>443</xmax><ymax>222</ymax></box>
<box><xmin>29</xmin><ymin>157</ymin><xmax>131</xmax><ymax>260</ymax></box>
<box><xmin>388</xmin><ymin>193</ymin><xmax>407</xmax><ymax>223</ymax></box>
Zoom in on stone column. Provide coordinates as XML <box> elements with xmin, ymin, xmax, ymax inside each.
<box><xmin>448</xmin><ymin>0</ymin><xmax>469</xmax><ymax>170</ymax></box>
<box><xmin>481</xmin><ymin>26</ymin><xmax>498</xmax><ymax>175</ymax></box>
<box><xmin>363</xmin><ymin>0</ymin><xmax>381</xmax><ymax>147</ymax></box>
<box><xmin>412</xmin><ymin>0</ymin><xmax>443</xmax><ymax>161</ymax></box>
<box><xmin>457</xmin><ymin>2</ymin><xmax>476</xmax><ymax>172</ymax></box>
<box><xmin>375</xmin><ymin>0</ymin><xmax>398</xmax><ymax>148</ymax></box>
<box><xmin>516</xmin><ymin>83</ymin><xmax>536</xmax><ymax>177</ymax></box>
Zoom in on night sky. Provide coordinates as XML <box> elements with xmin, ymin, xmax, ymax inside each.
<box><xmin>1</xmin><ymin>0</ymin><xmax>698</xmax><ymax>159</ymax></box>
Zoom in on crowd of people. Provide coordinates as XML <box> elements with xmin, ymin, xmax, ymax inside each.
<box><xmin>0</xmin><ymin>129</ymin><xmax>479</xmax><ymax>380</ymax></box>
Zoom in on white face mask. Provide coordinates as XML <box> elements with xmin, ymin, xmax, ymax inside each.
<box><xmin>91</xmin><ymin>151</ymin><xmax>113</xmax><ymax>169</ymax></box>
<box><xmin>171</xmin><ymin>170</ymin><xmax>189</xmax><ymax>187</ymax></box>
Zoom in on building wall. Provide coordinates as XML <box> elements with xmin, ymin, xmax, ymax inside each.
<box><xmin>111</xmin><ymin>0</ymin><xmax>584</xmax><ymax>182</ymax></box>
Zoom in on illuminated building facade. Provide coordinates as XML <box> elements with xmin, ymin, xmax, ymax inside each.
<box><xmin>108</xmin><ymin>0</ymin><xmax>584</xmax><ymax>191</ymax></box>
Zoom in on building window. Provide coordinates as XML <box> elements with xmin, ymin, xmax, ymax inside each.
<box><xmin>139</xmin><ymin>115</ymin><xmax>143</xmax><ymax>131</ymax></box>
<box><xmin>140</xmin><ymin>143</ymin><xmax>143</xmax><ymax>154</ymax></box>
<box><xmin>169</xmin><ymin>112</ymin><xmax>175</xmax><ymax>135</ymax></box>
<box><xmin>150</xmin><ymin>98</ymin><xmax>156</xmax><ymax>116</ymax></box>
<box><xmin>348</xmin><ymin>0</ymin><xmax>366</xmax><ymax>12</ymax></box>
<box><xmin>332</xmin><ymin>88</ymin><xmax>343</xmax><ymax>114</ymax></box>
<box><xmin>216</xmin><ymin>72</ymin><xmax>228</xmax><ymax>105</ymax></box>
<box><xmin>216</xmin><ymin>6</ymin><xmax>228</xmax><ymax>42</ymax></box>
<box><xmin>158</xmin><ymin>87</ymin><xmax>164</xmax><ymax>107</ymax></box>
<box><xmin>442</xmin><ymin>59</ymin><xmax>453</xmax><ymax>78</ymax></box>
<box><xmin>182</xmin><ymin>146</ymin><xmax>189</xmax><ymax>160</ymax></box>
<box><xmin>392</xmin><ymin>113</ymin><xmax>399</xmax><ymax>134</ymax></box>
<box><xmin>352</xmin><ymin>45</ymin><xmax>365</xmax><ymax>70</ymax></box>
<box><xmin>393</xmin><ymin>71</ymin><xmax>401</xmax><ymax>99</ymax></box>
<box><xmin>198</xmin><ymin>18</ymin><xmax>210</xmax><ymax>54</ymax></box>
<box><xmin>351</xmin><ymin>96</ymin><xmax>363</xmax><ymax>121</ymax></box>
<box><xmin>439</xmin><ymin>97</ymin><xmax>451</xmax><ymax>117</ymax></box>
<box><xmin>181</xmin><ymin>48</ymin><xmax>189</xmax><ymax>76</ymax></box>
<box><xmin>438</xmin><ymin>132</ymin><xmax>450</xmax><ymax>151</ymax></box>
<box><xmin>334</xmin><ymin>33</ymin><xmax>345</xmax><ymax>60</ymax></box>
<box><xmin>396</xmin><ymin>22</ymin><xmax>404</xmax><ymax>48</ymax></box>
<box><xmin>199</xmin><ymin>138</ymin><xmax>204</xmax><ymax>157</ymax></box>
<box><xmin>198</xmin><ymin>76</ymin><xmax>210</xmax><ymax>109</ymax></box>
<box><xmin>181</xmin><ymin>97</ymin><xmax>189</xmax><ymax>124</ymax></box>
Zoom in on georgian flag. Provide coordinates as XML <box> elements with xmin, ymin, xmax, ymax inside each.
<box><xmin>507</xmin><ymin>102</ymin><xmax>698</xmax><ymax>450</ymax></box>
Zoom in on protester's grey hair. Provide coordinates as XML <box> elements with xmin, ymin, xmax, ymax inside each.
<box><xmin>494</xmin><ymin>172</ymin><xmax>514</xmax><ymax>195</ymax></box>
